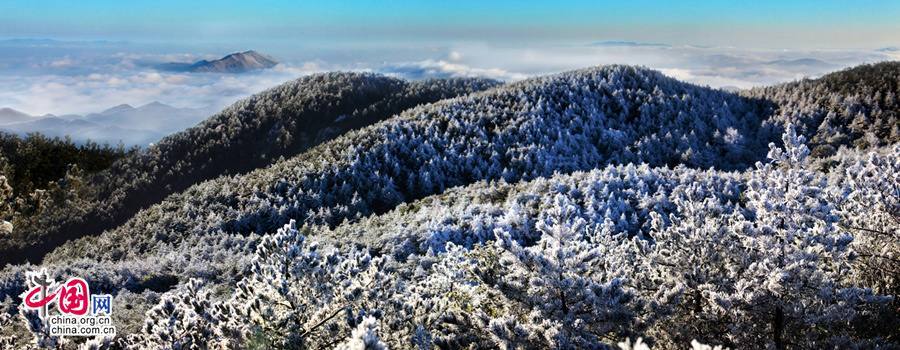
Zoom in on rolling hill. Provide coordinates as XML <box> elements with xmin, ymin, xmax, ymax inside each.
<box><xmin>745</xmin><ymin>61</ymin><xmax>900</xmax><ymax>156</ymax></box>
<box><xmin>0</xmin><ymin>73</ymin><xmax>499</xmax><ymax>265</ymax></box>
<box><xmin>39</xmin><ymin>65</ymin><xmax>774</xmax><ymax>266</ymax></box>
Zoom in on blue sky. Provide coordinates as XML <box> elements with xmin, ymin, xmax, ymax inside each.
<box><xmin>0</xmin><ymin>1</ymin><xmax>899</xmax><ymax>122</ymax></box>
<box><xmin>3</xmin><ymin>1</ymin><xmax>900</xmax><ymax>48</ymax></box>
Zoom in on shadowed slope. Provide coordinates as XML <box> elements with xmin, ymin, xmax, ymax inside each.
<box><xmin>48</xmin><ymin>65</ymin><xmax>773</xmax><ymax>265</ymax></box>
<box><xmin>0</xmin><ymin>73</ymin><xmax>499</xmax><ymax>264</ymax></box>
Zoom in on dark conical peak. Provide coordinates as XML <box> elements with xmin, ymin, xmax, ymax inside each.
<box><xmin>189</xmin><ymin>50</ymin><xmax>278</xmax><ymax>73</ymax></box>
<box><xmin>158</xmin><ymin>50</ymin><xmax>279</xmax><ymax>74</ymax></box>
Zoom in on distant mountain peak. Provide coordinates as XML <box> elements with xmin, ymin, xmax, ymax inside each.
<box><xmin>590</xmin><ymin>40</ymin><xmax>670</xmax><ymax>48</ymax></box>
<box><xmin>765</xmin><ymin>58</ymin><xmax>833</xmax><ymax>68</ymax></box>
<box><xmin>159</xmin><ymin>50</ymin><xmax>278</xmax><ymax>74</ymax></box>
<box><xmin>0</xmin><ymin>107</ymin><xmax>26</xmax><ymax>115</ymax></box>
<box><xmin>0</xmin><ymin>107</ymin><xmax>35</xmax><ymax>125</ymax></box>
<box><xmin>101</xmin><ymin>104</ymin><xmax>135</xmax><ymax>115</ymax></box>
<box><xmin>140</xmin><ymin>101</ymin><xmax>169</xmax><ymax>108</ymax></box>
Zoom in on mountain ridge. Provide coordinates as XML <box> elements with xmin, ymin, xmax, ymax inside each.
<box><xmin>0</xmin><ymin>73</ymin><xmax>499</xmax><ymax>264</ymax></box>
<box><xmin>39</xmin><ymin>65</ymin><xmax>774</xmax><ymax>265</ymax></box>
<box><xmin>158</xmin><ymin>50</ymin><xmax>279</xmax><ymax>73</ymax></box>
<box><xmin>0</xmin><ymin>102</ymin><xmax>208</xmax><ymax>146</ymax></box>
<box><xmin>0</xmin><ymin>107</ymin><xmax>37</xmax><ymax>125</ymax></box>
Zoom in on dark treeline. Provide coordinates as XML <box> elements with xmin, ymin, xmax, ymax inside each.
<box><xmin>0</xmin><ymin>132</ymin><xmax>131</xmax><ymax>244</ymax></box>
<box><xmin>0</xmin><ymin>132</ymin><xmax>130</xmax><ymax>197</ymax></box>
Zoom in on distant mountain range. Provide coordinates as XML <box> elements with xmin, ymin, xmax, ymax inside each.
<box><xmin>0</xmin><ymin>107</ymin><xmax>36</xmax><ymax>125</ymax></box>
<box><xmin>0</xmin><ymin>102</ymin><xmax>209</xmax><ymax>146</ymax></box>
<box><xmin>590</xmin><ymin>40</ymin><xmax>671</xmax><ymax>47</ymax></box>
<box><xmin>764</xmin><ymin>58</ymin><xmax>835</xmax><ymax>69</ymax></box>
<box><xmin>158</xmin><ymin>50</ymin><xmax>278</xmax><ymax>73</ymax></box>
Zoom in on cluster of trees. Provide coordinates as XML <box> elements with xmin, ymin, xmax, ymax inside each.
<box><xmin>1</xmin><ymin>63</ymin><xmax>898</xmax><ymax>348</ymax></box>
<box><xmin>7</xmin><ymin>127</ymin><xmax>892</xmax><ymax>349</ymax></box>
<box><xmin>10</xmin><ymin>63</ymin><xmax>899</xmax><ymax>267</ymax></box>
<box><xmin>746</xmin><ymin>61</ymin><xmax>900</xmax><ymax>156</ymax></box>
<box><xmin>0</xmin><ymin>74</ymin><xmax>498</xmax><ymax>265</ymax></box>
<box><xmin>0</xmin><ymin>133</ymin><xmax>129</xmax><ymax>238</ymax></box>
<box><xmin>117</xmin><ymin>131</ymin><xmax>892</xmax><ymax>349</ymax></box>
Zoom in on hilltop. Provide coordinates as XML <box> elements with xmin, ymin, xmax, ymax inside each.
<box><xmin>158</xmin><ymin>50</ymin><xmax>279</xmax><ymax>73</ymax></box>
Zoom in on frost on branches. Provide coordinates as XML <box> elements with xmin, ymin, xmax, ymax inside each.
<box><xmin>644</xmin><ymin>124</ymin><xmax>891</xmax><ymax>348</ymax></box>
<box><xmin>223</xmin><ymin>220</ymin><xmax>387</xmax><ymax>349</ymax></box>
<box><xmin>835</xmin><ymin>146</ymin><xmax>900</xmax><ymax>296</ymax></box>
<box><xmin>490</xmin><ymin>195</ymin><xmax>636</xmax><ymax>348</ymax></box>
<box><xmin>128</xmin><ymin>221</ymin><xmax>389</xmax><ymax>349</ymax></box>
<box><xmin>13</xmin><ymin>125</ymin><xmax>896</xmax><ymax>349</ymax></box>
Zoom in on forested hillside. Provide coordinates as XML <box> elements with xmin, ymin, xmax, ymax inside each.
<box><xmin>0</xmin><ymin>133</ymin><xmax>128</xmax><ymax>197</ymax></box>
<box><xmin>0</xmin><ymin>73</ymin><xmax>498</xmax><ymax>265</ymax></box>
<box><xmin>0</xmin><ymin>133</ymin><xmax>130</xmax><ymax>238</ymax></box>
<box><xmin>43</xmin><ymin>65</ymin><xmax>774</xmax><ymax>264</ymax></box>
<box><xmin>0</xmin><ymin>63</ymin><xmax>897</xmax><ymax>349</ymax></box>
<box><xmin>746</xmin><ymin>61</ymin><xmax>900</xmax><ymax>156</ymax></box>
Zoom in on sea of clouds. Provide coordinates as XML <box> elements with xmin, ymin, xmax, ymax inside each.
<box><xmin>0</xmin><ymin>38</ymin><xmax>896</xmax><ymax>118</ymax></box>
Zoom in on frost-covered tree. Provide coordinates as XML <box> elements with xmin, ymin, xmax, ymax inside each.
<box><xmin>640</xmin><ymin>196</ymin><xmax>748</xmax><ymax>346</ymax></box>
<box><xmin>828</xmin><ymin>146</ymin><xmax>900</xmax><ymax>339</ymax></box>
<box><xmin>133</xmin><ymin>278</ymin><xmax>225</xmax><ymax>349</ymax></box>
<box><xmin>387</xmin><ymin>243</ymin><xmax>507</xmax><ymax>348</ymax></box>
<box><xmin>834</xmin><ymin>146</ymin><xmax>900</xmax><ymax>296</ymax></box>
<box><xmin>334</xmin><ymin>316</ymin><xmax>387</xmax><ymax>350</ymax></box>
<box><xmin>646</xmin><ymin>124</ymin><xmax>890</xmax><ymax>348</ymax></box>
<box><xmin>220</xmin><ymin>220</ymin><xmax>386</xmax><ymax>349</ymax></box>
<box><xmin>490</xmin><ymin>195</ymin><xmax>636</xmax><ymax>348</ymax></box>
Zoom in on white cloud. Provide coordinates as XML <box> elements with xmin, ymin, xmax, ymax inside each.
<box><xmin>380</xmin><ymin>59</ymin><xmax>527</xmax><ymax>81</ymax></box>
<box><xmin>0</xmin><ymin>40</ymin><xmax>894</xmax><ymax>119</ymax></box>
<box><xmin>48</xmin><ymin>57</ymin><xmax>75</xmax><ymax>68</ymax></box>
<box><xmin>0</xmin><ymin>67</ymin><xmax>322</xmax><ymax>116</ymax></box>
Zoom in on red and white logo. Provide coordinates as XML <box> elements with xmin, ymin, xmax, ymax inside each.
<box><xmin>19</xmin><ymin>269</ymin><xmax>115</xmax><ymax>337</ymax></box>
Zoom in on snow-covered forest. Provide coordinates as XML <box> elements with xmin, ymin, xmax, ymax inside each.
<box><xmin>0</xmin><ymin>62</ymin><xmax>898</xmax><ymax>349</ymax></box>
<box><xmin>0</xmin><ymin>74</ymin><xmax>499</xmax><ymax>265</ymax></box>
